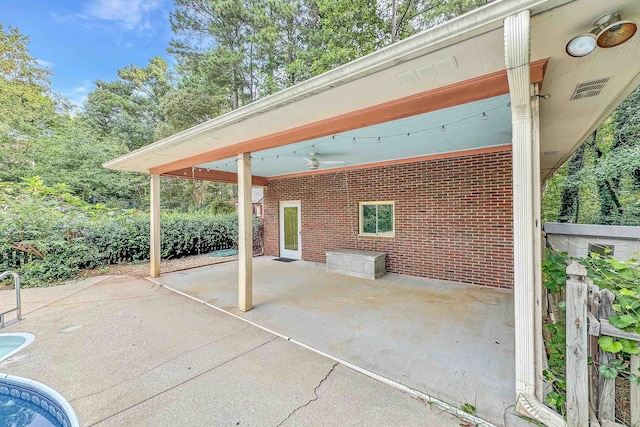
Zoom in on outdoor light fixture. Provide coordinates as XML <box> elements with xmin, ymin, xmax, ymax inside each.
<box><xmin>566</xmin><ymin>32</ymin><xmax>597</xmax><ymax>57</ymax></box>
<box><xmin>566</xmin><ymin>12</ymin><xmax>637</xmax><ymax>57</ymax></box>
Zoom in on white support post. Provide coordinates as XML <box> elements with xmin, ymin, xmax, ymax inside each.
<box><xmin>238</xmin><ymin>153</ymin><xmax>253</xmax><ymax>311</ymax></box>
<box><xmin>505</xmin><ymin>10</ymin><xmax>565</xmax><ymax>427</ymax></box>
<box><xmin>150</xmin><ymin>174</ymin><xmax>161</xmax><ymax>278</ymax></box>
<box><xmin>532</xmin><ymin>84</ymin><xmax>544</xmax><ymax>402</ymax></box>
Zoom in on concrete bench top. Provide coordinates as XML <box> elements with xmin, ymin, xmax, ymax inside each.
<box><xmin>326</xmin><ymin>249</ymin><xmax>386</xmax><ymax>259</ymax></box>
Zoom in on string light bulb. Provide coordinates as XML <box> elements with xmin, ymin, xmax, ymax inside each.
<box><xmin>482</xmin><ymin>112</ymin><xmax>488</xmax><ymax>120</ymax></box>
<box><xmin>441</xmin><ymin>125</ymin><xmax>446</xmax><ymax>133</ymax></box>
<box><xmin>377</xmin><ymin>137</ymin><xmax>381</xmax><ymax>144</ymax></box>
<box><xmin>352</xmin><ymin>137</ymin><xmax>356</xmax><ymax>144</ymax></box>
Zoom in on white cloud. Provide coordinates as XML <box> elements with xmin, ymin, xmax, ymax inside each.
<box><xmin>36</xmin><ymin>59</ymin><xmax>54</xmax><ymax>68</ymax></box>
<box><xmin>85</xmin><ymin>0</ymin><xmax>164</xmax><ymax>30</ymax></box>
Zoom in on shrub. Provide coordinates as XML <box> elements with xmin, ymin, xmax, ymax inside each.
<box><xmin>0</xmin><ymin>178</ymin><xmax>256</xmax><ymax>287</ymax></box>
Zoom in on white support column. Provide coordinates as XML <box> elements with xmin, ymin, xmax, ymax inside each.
<box><xmin>237</xmin><ymin>152</ymin><xmax>253</xmax><ymax>311</ymax></box>
<box><xmin>531</xmin><ymin>84</ymin><xmax>544</xmax><ymax>402</ymax></box>
<box><xmin>150</xmin><ymin>174</ymin><xmax>161</xmax><ymax>278</ymax></box>
<box><xmin>505</xmin><ymin>10</ymin><xmax>565</xmax><ymax>426</ymax></box>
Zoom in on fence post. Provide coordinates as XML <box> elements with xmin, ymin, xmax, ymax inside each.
<box><xmin>599</xmin><ymin>289</ymin><xmax>616</xmax><ymax>422</ymax></box>
<box><xmin>566</xmin><ymin>261</ymin><xmax>589</xmax><ymax>427</ymax></box>
<box><xmin>588</xmin><ymin>284</ymin><xmax>601</xmax><ymax>409</ymax></box>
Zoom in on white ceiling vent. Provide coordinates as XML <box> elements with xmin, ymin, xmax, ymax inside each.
<box><xmin>570</xmin><ymin>77</ymin><xmax>610</xmax><ymax>101</ymax></box>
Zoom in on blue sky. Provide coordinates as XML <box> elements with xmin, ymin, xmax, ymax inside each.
<box><xmin>1</xmin><ymin>0</ymin><xmax>174</xmax><ymax>107</ymax></box>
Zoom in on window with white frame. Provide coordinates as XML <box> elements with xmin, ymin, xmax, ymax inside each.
<box><xmin>359</xmin><ymin>201</ymin><xmax>394</xmax><ymax>237</ymax></box>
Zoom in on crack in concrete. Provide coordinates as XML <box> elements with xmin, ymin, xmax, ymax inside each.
<box><xmin>275</xmin><ymin>362</ymin><xmax>339</xmax><ymax>427</ymax></box>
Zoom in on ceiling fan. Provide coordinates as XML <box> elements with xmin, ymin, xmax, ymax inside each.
<box><xmin>302</xmin><ymin>151</ymin><xmax>345</xmax><ymax>170</ymax></box>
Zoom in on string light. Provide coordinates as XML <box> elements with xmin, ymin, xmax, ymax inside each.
<box><xmin>202</xmin><ymin>102</ymin><xmax>508</xmax><ymax>169</ymax></box>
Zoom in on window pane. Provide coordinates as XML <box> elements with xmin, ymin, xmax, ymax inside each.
<box><xmin>362</xmin><ymin>205</ymin><xmax>377</xmax><ymax>234</ymax></box>
<box><xmin>377</xmin><ymin>204</ymin><xmax>393</xmax><ymax>233</ymax></box>
<box><xmin>284</xmin><ymin>207</ymin><xmax>298</xmax><ymax>250</ymax></box>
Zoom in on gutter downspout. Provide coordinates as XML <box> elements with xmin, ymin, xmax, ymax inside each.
<box><xmin>505</xmin><ymin>10</ymin><xmax>566</xmax><ymax>427</ymax></box>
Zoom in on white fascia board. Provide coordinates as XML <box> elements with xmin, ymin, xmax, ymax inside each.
<box><xmin>103</xmin><ymin>0</ymin><xmax>573</xmax><ymax>173</ymax></box>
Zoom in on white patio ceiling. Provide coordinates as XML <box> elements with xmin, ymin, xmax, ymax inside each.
<box><xmin>196</xmin><ymin>94</ymin><xmax>512</xmax><ymax>177</ymax></box>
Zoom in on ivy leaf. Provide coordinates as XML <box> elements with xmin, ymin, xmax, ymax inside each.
<box><xmin>621</xmin><ymin>339</ymin><xmax>640</xmax><ymax>355</ymax></box>
<box><xmin>545</xmin><ymin>391</ymin><xmax>564</xmax><ymax>407</ymax></box>
<box><xmin>608</xmin><ymin>358</ymin><xmax>625</xmax><ymax>369</ymax></box>
<box><xmin>558</xmin><ymin>301</ymin><xmax>566</xmax><ymax>311</ymax></box>
<box><xmin>617</xmin><ymin>295</ymin><xmax>640</xmax><ymax>311</ymax></box>
<box><xmin>598</xmin><ymin>336</ymin><xmax>623</xmax><ymax>353</ymax></box>
<box><xmin>609</xmin><ymin>258</ymin><xmax>628</xmax><ymax>270</ymax></box>
<box><xmin>620</xmin><ymin>269</ymin><xmax>636</xmax><ymax>281</ymax></box>
<box><xmin>610</xmin><ymin>314</ymin><xmax>637</xmax><ymax>329</ymax></box>
<box><xmin>612</xmin><ymin>303</ymin><xmax>622</xmax><ymax>312</ymax></box>
<box><xmin>599</xmin><ymin>364</ymin><xmax>619</xmax><ymax>380</ymax></box>
<box><xmin>619</xmin><ymin>287</ymin><xmax>636</xmax><ymax>296</ymax></box>
<box><xmin>631</xmin><ymin>375</ymin><xmax>640</xmax><ymax>386</ymax></box>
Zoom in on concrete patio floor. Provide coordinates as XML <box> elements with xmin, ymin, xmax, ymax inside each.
<box><xmin>0</xmin><ymin>275</ymin><xmax>463</xmax><ymax>426</ymax></box>
<box><xmin>154</xmin><ymin>256</ymin><xmax>516</xmax><ymax>425</ymax></box>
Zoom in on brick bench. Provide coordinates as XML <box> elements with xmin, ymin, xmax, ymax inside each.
<box><xmin>325</xmin><ymin>249</ymin><xmax>386</xmax><ymax>280</ymax></box>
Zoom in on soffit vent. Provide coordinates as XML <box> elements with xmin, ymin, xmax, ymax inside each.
<box><xmin>570</xmin><ymin>77</ymin><xmax>610</xmax><ymax>101</ymax></box>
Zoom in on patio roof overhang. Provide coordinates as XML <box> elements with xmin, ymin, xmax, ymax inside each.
<box><xmin>104</xmin><ymin>0</ymin><xmax>640</xmax><ymax>185</ymax></box>
<box><xmin>102</xmin><ymin>1</ymin><xmax>640</xmax><ymax>425</ymax></box>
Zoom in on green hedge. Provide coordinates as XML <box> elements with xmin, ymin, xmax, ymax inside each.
<box><xmin>0</xmin><ymin>178</ymin><xmax>257</xmax><ymax>287</ymax></box>
<box><xmin>85</xmin><ymin>212</ymin><xmax>241</xmax><ymax>263</ymax></box>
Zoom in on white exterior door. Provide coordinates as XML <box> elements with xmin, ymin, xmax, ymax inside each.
<box><xmin>279</xmin><ymin>201</ymin><xmax>301</xmax><ymax>259</ymax></box>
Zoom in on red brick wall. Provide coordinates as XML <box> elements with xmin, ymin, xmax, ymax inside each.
<box><xmin>264</xmin><ymin>150</ymin><xmax>513</xmax><ymax>288</ymax></box>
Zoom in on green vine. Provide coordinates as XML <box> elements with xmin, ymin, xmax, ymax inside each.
<box><xmin>542</xmin><ymin>248</ymin><xmax>640</xmax><ymax>415</ymax></box>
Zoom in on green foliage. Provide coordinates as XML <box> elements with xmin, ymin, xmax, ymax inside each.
<box><xmin>81</xmin><ymin>57</ymin><xmax>172</xmax><ymax>151</ymax></box>
<box><xmin>0</xmin><ymin>179</ymin><xmax>254</xmax><ymax>287</ymax></box>
<box><xmin>542</xmin><ymin>250</ymin><xmax>569</xmax><ymax>293</ymax></box>
<box><xmin>543</xmin><ymin>85</ymin><xmax>640</xmax><ymax>226</ymax></box>
<box><xmin>460</xmin><ymin>402</ymin><xmax>477</xmax><ymax>416</ymax></box>
<box><xmin>0</xmin><ymin>24</ymin><xmax>55</xmax><ymax>182</ymax></box>
<box><xmin>542</xmin><ymin>248</ymin><xmax>640</xmax><ymax>415</ymax></box>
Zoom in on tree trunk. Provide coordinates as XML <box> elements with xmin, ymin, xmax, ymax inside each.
<box><xmin>558</xmin><ymin>141</ymin><xmax>586</xmax><ymax>222</ymax></box>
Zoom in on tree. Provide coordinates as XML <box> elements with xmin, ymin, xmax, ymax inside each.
<box><xmin>306</xmin><ymin>0</ymin><xmax>387</xmax><ymax>75</ymax></box>
<box><xmin>170</xmin><ymin>0</ymin><xmax>253</xmax><ymax>110</ymax></box>
<box><xmin>543</xmin><ymin>86</ymin><xmax>640</xmax><ymax>226</ymax></box>
<box><xmin>82</xmin><ymin>57</ymin><xmax>172</xmax><ymax>151</ymax></box>
<box><xmin>0</xmin><ymin>24</ymin><xmax>55</xmax><ymax>181</ymax></box>
<box><xmin>558</xmin><ymin>143</ymin><xmax>585</xmax><ymax>223</ymax></box>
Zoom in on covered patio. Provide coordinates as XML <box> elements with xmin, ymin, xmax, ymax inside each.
<box><xmin>104</xmin><ymin>0</ymin><xmax>640</xmax><ymax>425</ymax></box>
<box><xmin>152</xmin><ymin>256</ymin><xmax>515</xmax><ymax>424</ymax></box>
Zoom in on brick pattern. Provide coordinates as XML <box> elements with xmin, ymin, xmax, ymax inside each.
<box><xmin>264</xmin><ymin>150</ymin><xmax>513</xmax><ymax>288</ymax></box>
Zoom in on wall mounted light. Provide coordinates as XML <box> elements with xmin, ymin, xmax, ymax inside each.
<box><xmin>594</xmin><ymin>12</ymin><xmax>637</xmax><ymax>48</ymax></box>
<box><xmin>566</xmin><ymin>32</ymin><xmax>597</xmax><ymax>57</ymax></box>
<box><xmin>566</xmin><ymin>11</ymin><xmax>637</xmax><ymax>57</ymax></box>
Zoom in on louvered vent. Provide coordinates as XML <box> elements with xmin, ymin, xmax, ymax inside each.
<box><xmin>570</xmin><ymin>77</ymin><xmax>610</xmax><ymax>101</ymax></box>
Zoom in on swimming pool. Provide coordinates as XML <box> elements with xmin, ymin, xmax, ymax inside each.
<box><xmin>0</xmin><ymin>334</ymin><xmax>79</xmax><ymax>427</ymax></box>
<box><xmin>0</xmin><ymin>332</ymin><xmax>34</xmax><ymax>362</ymax></box>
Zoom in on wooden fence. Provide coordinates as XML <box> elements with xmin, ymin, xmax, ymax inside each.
<box><xmin>566</xmin><ymin>261</ymin><xmax>640</xmax><ymax>426</ymax></box>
